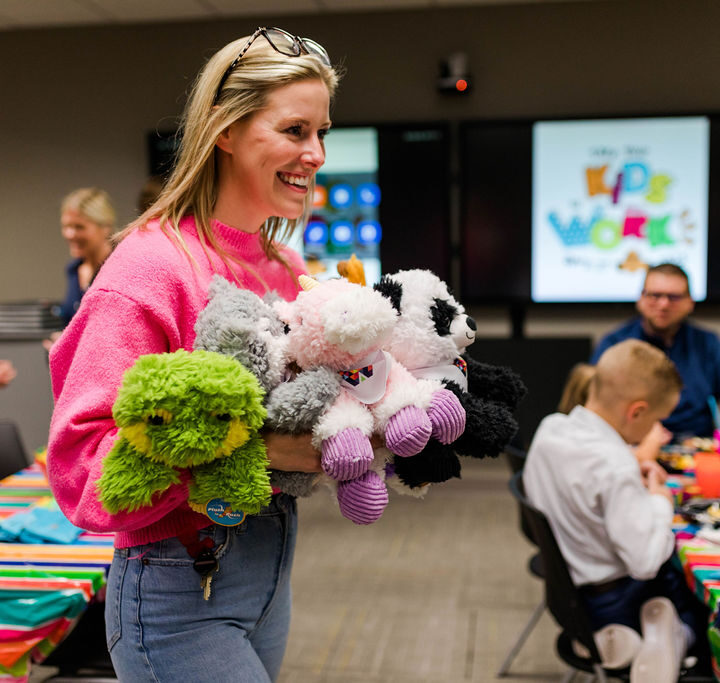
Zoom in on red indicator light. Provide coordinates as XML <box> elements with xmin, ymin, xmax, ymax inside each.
<box><xmin>455</xmin><ymin>79</ymin><xmax>468</xmax><ymax>92</ymax></box>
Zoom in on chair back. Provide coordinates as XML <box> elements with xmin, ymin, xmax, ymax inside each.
<box><xmin>504</xmin><ymin>444</ymin><xmax>527</xmax><ymax>475</ymax></box>
<box><xmin>505</xmin><ymin>446</ymin><xmax>537</xmax><ymax>545</ymax></box>
<box><xmin>508</xmin><ymin>470</ymin><xmax>602</xmax><ymax>663</ymax></box>
<box><xmin>0</xmin><ymin>420</ymin><xmax>29</xmax><ymax>479</ymax></box>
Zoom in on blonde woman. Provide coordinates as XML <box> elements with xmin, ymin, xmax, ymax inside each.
<box><xmin>47</xmin><ymin>28</ymin><xmax>338</xmax><ymax>681</ymax></box>
<box><xmin>57</xmin><ymin>187</ymin><xmax>115</xmax><ymax>325</ymax></box>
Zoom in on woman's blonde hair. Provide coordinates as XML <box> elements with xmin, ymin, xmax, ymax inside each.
<box><xmin>61</xmin><ymin>188</ymin><xmax>116</xmax><ymax>229</ymax></box>
<box><xmin>558</xmin><ymin>362</ymin><xmax>596</xmax><ymax>414</ymax></box>
<box><xmin>120</xmin><ymin>34</ymin><xmax>340</xmax><ymax>285</ymax></box>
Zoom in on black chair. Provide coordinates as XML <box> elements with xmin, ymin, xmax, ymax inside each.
<box><xmin>0</xmin><ymin>419</ymin><xmax>30</xmax><ymax>479</ymax></box>
<box><xmin>508</xmin><ymin>471</ymin><xmax>714</xmax><ymax>683</ymax></box>
<box><xmin>497</xmin><ymin>447</ymin><xmax>546</xmax><ymax>677</ymax></box>
<box><xmin>508</xmin><ymin>470</ymin><xmax>629</xmax><ymax>682</ymax></box>
<box><xmin>504</xmin><ymin>443</ymin><xmax>527</xmax><ymax>475</ymax></box>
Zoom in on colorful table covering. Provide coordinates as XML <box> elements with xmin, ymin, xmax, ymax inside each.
<box><xmin>675</xmin><ymin>532</ymin><xmax>720</xmax><ymax>681</ymax></box>
<box><xmin>0</xmin><ymin>465</ymin><xmax>114</xmax><ymax>682</ymax></box>
<box><xmin>671</xmin><ymin>457</ymin><xmax>720</xmax><ymax>682</ymax></box>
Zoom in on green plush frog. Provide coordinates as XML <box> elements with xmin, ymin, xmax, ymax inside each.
<box><xmin>96</xmin><ymin>349</ymin><xmax>271</xmax><ymax>519</ymax></box>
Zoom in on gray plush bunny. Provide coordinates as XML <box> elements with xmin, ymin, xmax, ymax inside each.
<box><xmin>194</xmin><ymin>275</ymin><xmax>338</xmax><ymax>498</ymax></box>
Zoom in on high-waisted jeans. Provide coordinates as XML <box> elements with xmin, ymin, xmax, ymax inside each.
<box><xmin>105</xmin><ymin>494</ymin><xmax>297</xmax><ymax>682</ymax></box>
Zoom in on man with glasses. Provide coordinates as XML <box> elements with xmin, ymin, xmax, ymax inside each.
<box><xmin>591</xmin><ymin>263</ymin><xmax>720</xmax><ymax>438</ymax></box>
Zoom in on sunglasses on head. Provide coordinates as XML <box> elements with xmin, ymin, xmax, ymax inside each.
<box><xmin>213</xmin><ymin>27</ymin><xmax>331</xmax><ymax>105</ymax></box>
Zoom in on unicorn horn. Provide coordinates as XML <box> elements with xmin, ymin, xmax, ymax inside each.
<box><xmin>299</xmin><ymin>274</ymin><xmax>321</xmax><ymax>291</ymax></box>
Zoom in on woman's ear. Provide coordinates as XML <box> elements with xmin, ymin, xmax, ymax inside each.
<box><xmin>215</xmin><ymin>125</ymin><xmax>234</xmax><ymax>154</ymax></box>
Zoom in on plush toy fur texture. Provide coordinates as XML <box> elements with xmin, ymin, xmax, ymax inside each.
<box><xmin>194</xmin><ymin>275</ymin><xmax>463</xmax><ymax>524</ymax></box>
<box><xmin>273</xmin><ymin>277</ymin><xmax>463</xmax><ymax>440</ymax></box>
<box><xmin>194</xmin><ymin>276</ymin><xmax>333</xmax><ymax>499</ymax></box>
<box><xmin>374</xmin><ymin>269</ymin><xmax>526</xmax><ymax>490</ymax></box>
<box><xmin>273</xmin><ymin>278</ymin><xmax>397</xmax><ymax>373</ymax></box>
<box><xmin>196</xmin><ymin>277</ymin><xmax>397</xmax><ymax>524</ymax></box>
<box><xmin>96</xmin><ymin>349</ymin><xmax>271</xmax><ymax>515</ymax></box>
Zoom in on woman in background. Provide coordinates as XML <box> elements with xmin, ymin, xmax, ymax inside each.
<box><xmin>57</xmin><ymin>187</ymin><xmax>115</xmax><ymax>325</ymax></box>
<box><xmin>47</xmin><ymin>28</ymin><xmax>338</xmax><ymax>682</ymax></box>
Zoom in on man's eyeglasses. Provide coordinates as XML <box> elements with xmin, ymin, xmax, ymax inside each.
<box><xmin>641</xmin><ymin>290</ymin><xmax>689</xmax><ymax>303</ymax></box>
<box><xmin>213</xmin><ymin>27</ymin><xmax>331</xmax><ymax>105</ymax></box>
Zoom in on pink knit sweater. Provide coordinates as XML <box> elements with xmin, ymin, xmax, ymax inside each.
<box><xmin>47</xmin><ymin>216</ymin><xmax>305</xmax><ymax>548</ymax></box>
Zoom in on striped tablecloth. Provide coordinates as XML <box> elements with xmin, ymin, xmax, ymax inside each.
<box><xmin>675</xmin><ymin>532</ymin><xmax>720</xmax><ymax>681</ymax></box>
<box><xmin>0</xmin><ymin>464</ymin><xmax>114</xmax><ymax>683</ymax></box>
<box><xmin>671</xmin><ymin>463</ymin><xmax>720</xmax><ymax>682</ymax></box>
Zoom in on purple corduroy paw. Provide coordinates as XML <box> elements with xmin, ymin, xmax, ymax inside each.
<box><xmin>428</xmin><ymin>389</ymin><xmax>466</xmax><ymax>444</ymax></box>
<box><xmin>337</xmin><ymin>471</ymin><xmax>388</xmax><ymax>525</ymax></box>
<box><xmin>385</xmin><ymin>405</ymin><xmax>432</xmax><ymax>457</ymax></box>
<box><xmin>321</xmin><ymin>428</ymin><xmax>374</xmax><ymax>481</ymax></box>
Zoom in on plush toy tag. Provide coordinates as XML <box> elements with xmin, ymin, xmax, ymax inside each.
<box><xmin>338</xmin><ymin>349</ymin><xmax>392</xmax><ymax>404</ymax></box>
<box><xmin>203</xmin><ymin>498</ymin><xmax>246</xmax><ymax>526</ymax></box>
<box><xmin>411</xmin><ymin>356</ymin><xmax>468</xmax><ymax>392</ymax></box>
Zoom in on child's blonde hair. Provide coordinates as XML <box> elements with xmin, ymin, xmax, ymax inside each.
<box><xmin>593</xmin><ymin>339</ymin><xmax>682</xmax><ymax>406</ymax></box>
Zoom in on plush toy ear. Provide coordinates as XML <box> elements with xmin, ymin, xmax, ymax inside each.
<box><xmin>337</xmin><ymin>254</ymin><xmax>366</xmax><ymax>286</ymax></box>
<box><xmin>373</xmin><ymin>275</ymin><xmax>402</xmax><ymax>313</ymax></box>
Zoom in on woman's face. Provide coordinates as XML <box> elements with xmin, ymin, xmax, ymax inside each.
<box><xmin>215</xmin><ymin>79</ymin><xmax>331</xmax><ymax>230</ymax></box>
<box><xmin>60</xmin><ymin>208</ymin><xmax>110</xmax><ymax>261</ymax></box>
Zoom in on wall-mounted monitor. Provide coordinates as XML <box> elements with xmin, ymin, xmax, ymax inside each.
<box><xmin>532</xmin><ymin>116</ymin><xmax>710</xmax><ymax>302</ymax></box>
<box><xmin>461</xmin><ymin>114</ymin><xmax>720</xmax><ymax>304</ymax></box>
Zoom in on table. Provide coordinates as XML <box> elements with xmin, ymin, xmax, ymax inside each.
<box><xmin>0</xmin><ymin>464</ymin><xmax>114</xmax><ymax>683</ymax></box>
<box><xmin>668</xmin><ymin>447</ymin><xmax>720</xmax><ymax>682</ymax></box>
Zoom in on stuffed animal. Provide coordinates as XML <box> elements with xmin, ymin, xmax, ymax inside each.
<box><xmin>96</xmin><ymin>349</ymin><xmax>272</xmax><ymax>520</ymax></box>
<box><xmin>337</xmin><ymin>254</ymin><xmax>366</xmax><ymax>286</ymax></box>
<box><xmin>373</xmin><ymin>269</ymin><xmax>526</xmax><ymax>490</ymax></box>
<box><xmin>194</xmin><ymin>276</ymin><xmax>389</xmax><ymax>524</ymax></box>
<box><xmin>194</xmin><ymin>275</ymin><xmax>333</xmax><ymax>500</ymax></box>
<box><xmin>273</xmin><ymin>275</ymin><xmax>466</xmax><ymax>481</ymax></box>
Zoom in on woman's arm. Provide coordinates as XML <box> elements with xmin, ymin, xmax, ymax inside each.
<box><xmin>48</xmin><ymin>288</ymin><xmax>188</xmax><ymax>533</ymax></box>
<box><xmin>263</xmin><ymin>431</ymin><xmax>322</xmax><ymax>472</ymax></box>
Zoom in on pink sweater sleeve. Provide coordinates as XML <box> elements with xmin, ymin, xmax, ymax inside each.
<box><xmin>48</xmin><ymin>288</ymin><xmax>190</xmax><ymax>534</ymax></box>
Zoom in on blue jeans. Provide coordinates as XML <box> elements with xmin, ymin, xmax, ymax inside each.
<box><xmin>105</xmin><ymin>494</ymin><xmax>297</xmax><ymax>682</ymax></box>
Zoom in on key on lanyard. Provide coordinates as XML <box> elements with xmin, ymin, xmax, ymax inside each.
<box><xmin>193</xmin><ymin>548</ymin><xmax>218</xmax><ymax>601</ymax></box>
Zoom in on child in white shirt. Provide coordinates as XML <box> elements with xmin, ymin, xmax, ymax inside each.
<box><xmin>525</xmin><ymin>339</ymin><xmax>708</xmax><ymax>681</ymax></box>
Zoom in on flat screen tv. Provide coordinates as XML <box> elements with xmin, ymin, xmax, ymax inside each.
<box><xmin>461</xmin><ymin>114</ymin><xmax>720</xmax><ymax>304</ymax></box>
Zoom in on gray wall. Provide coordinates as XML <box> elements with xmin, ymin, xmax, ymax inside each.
<box><xmin>3</xmin><ymin>0</ymin><xmax>720</xmax><ymax>307</ymax></box>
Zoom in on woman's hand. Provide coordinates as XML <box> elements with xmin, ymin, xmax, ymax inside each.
<box><xmin>263</xmin><ymin>431</ymin><xmax>322</xmax><ymax>472</ymax></box>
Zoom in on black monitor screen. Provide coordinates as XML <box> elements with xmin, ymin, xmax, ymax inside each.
<box><xmin>460</xmin><ymin>115</ymin><xmax>720</xmax><ymax>304</ymax></box>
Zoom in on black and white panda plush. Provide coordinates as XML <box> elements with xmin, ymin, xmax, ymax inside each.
<box><xmin>373</xmin><ymin>269</ymin><xmax>526</xmax><ymax>489</ymax></box>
